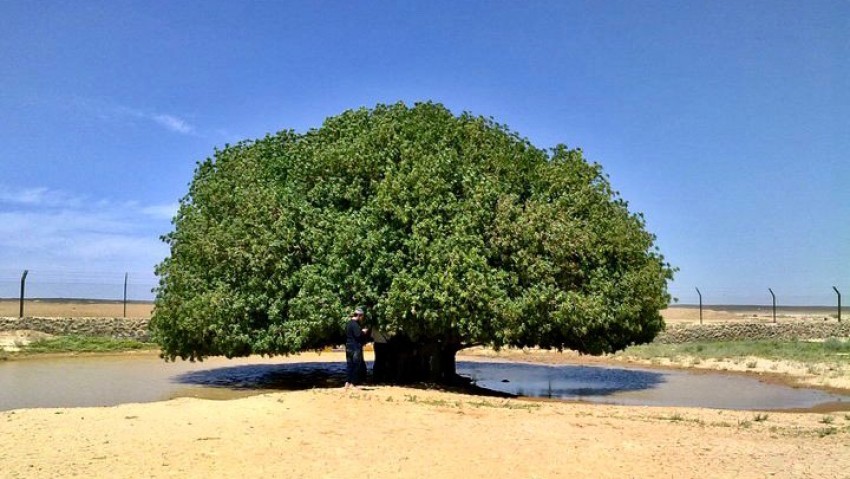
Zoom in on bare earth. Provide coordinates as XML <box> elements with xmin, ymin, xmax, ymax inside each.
<box><xmin>2</xmin><ymin>300</ymin><xmax>841</xmax><ymax>323</ymax></box>
<box><xmin>1</xmin><ymin>350</ymin><xmax>849</xmax><ymax>479</ymax></box>
<box><xmin>1</xmin><ymin>305</ymin><xmax>849</xmax><ymax>478</ymax></box>
<box><xmin>661</xmin><ymin>306</ymin><xmax>843</xmax><ymax>324</ymax></box>
<box><xmin>0</xmin><ymin>299</ymin><xmax>153</xmax><ymax>318</ymax></box>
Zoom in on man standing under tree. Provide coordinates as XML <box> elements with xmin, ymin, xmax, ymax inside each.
<box><xmin>344</xmin><ymin>308</ymin><xmax>369</xmax><ymax>388</ymax></box>
<box><xmin>151</xmin><ymin>103</ymin><xmax>674</xmax><ymax>382</ymax></box>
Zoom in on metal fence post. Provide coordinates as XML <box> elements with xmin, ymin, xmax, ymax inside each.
<box><xmin>19</xmin><ymin>270</ymin><xmax>29</xmax><ymax>318</ymax></box>
<box><xmin>695</xmin><ymin>287</ymin><xmax>703</xmax><ymax>325</ymax></box>
<box><xmin>123</xmin><ymin>272</ymin><xmax>128</xmax><ymax>318</ymax></box>
<box><xmin>834</xmin><ymin>286</ymin><xmax>842</xmax><ymax>322</ymax></box>
<box><xmin>768</xmin><ymin>288</ymin><xmax>776</xmax><ymax>323</ymax></box>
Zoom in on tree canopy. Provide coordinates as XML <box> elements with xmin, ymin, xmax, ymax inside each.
<box><xmin>151</xmin><ymin>102</ymin><xmax>674</xmax><ymax>361</ymax></box>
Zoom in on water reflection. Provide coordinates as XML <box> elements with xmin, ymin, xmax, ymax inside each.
<box><xmin>174</xmin><ymin>359</ymin><xmax>849</xmax><ymax>411</ymax></box>
<box><xmin>459</xmin><ymin>361</ymin><xmax>849</xmax><ymax>410</ymax></box>
<box><xmin>173</xmin><ymin>361</ymin><xmax>665</xmax><ymax>399</ymax></box>
<box><xmin>458</xmin><ymin>361</ymin><xmax>665</xmax><ymax>398</ymax></box>
<box><xmin>1</xmin><ymin>355</ymin><xmax>848</xmax><ymax>411</ymax></box>
<box><xmin>176</xmin><ymin>361</ymin><xmax>351</xmax><ymax>391</ymax></box>
<box><xmin>174</xmin><ymin>361</ymin><xmax>664</xmax><ymax>397</ymax></box>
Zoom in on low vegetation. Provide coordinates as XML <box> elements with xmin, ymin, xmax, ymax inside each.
<box><xmin>18</xmin><ymin>335</ymin><xmax>157</xmax><ymax>354</ymax></box>
<box><xmin>618</xmin><ymin>338</ymin><xmax>850</xmax><ymax>365</ymax></box>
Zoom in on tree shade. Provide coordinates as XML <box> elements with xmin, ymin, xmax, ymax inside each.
<box><xmin>151</xmin><ymin>102</ymin><xmax>674</xmax><ymax>379</ymax></box>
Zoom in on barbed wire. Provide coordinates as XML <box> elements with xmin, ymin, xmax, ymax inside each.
<box><xmin>0</xmin><ymin>269</ymin><xmax>157</xmax><ymax>301</ymax></box>
<box><xmin>0</xmin><ymin>269</ymin><xmax>844</xmax><ymax>306</ymax></box>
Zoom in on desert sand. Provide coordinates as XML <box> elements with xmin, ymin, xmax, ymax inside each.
<box><xmin>1</xmin><ymin>384</ymin><xmax>848</xmax><ymax>479</ymax></box>
<box><xmin>0</xmin><ymin>349</ymin><xmax>849</xmax><ymax>478</ymax></box>
<box><xmin>2</xmin><ymin>300</ymin><xmax>843</xmax><ymax>324</ymax></box>
<box><xmin>2</xmin><ymin>304</ymin><xmax>849</xmax><ymax>478</ymax></box>
<box><xmin>0</xmin><ymin>299</ymin><xmax>153</xmax><ymax>319</ymax></box>
<box><xmin>661</xmin><ymin>306</ymin><xmax>843</xmax><ymax>324</ymax></box>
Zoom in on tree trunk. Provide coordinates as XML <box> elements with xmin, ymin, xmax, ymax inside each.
<box><xmin>373</xmin><ymin>336</ymin><xmax>461</xmax><ymax>384</ymax></box>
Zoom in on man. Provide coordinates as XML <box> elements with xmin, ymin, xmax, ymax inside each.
<box><xmin>344</xmin><ymin>307</ymin><xmax>369</xmax><ymax>388</ymax></box>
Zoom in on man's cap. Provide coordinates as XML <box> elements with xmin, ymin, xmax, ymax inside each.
<box><xmin>353</xmin><ymin>307</ymin><xmax>364</xmax><ymax>316</ymax></box>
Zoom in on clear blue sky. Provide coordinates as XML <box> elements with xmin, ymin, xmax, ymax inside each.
<box><xmin>1</xmin><ymin>1</ymin><xmax>847</xmax><ymax>304</ymax></box>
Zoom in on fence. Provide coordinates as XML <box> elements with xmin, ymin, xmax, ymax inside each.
<box><xmin>0</xmin><ymin>270</ymin><xmax>156</xmax><ymax>318</ymax></box>
<box><xmin>0</xmin><ymin>269</ymin><xmax>846</xmax><ymax>323</ymax></box>
<box><xmin>664</xmin><ymin>286</ymin><xmax>846</xmax><ymax>324</ymax></box>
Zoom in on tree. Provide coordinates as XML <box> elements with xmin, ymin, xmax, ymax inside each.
<box><xmin>151</xmin><ymin>102</ymin><xmax>674</xmax><ymax>383</ymax></box>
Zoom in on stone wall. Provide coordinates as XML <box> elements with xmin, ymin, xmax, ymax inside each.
<box><xmin>0</xmin><ymin>317</ymin><xmax>151</xmax><ymax>341</ymax></box>
<box><xmin>656</xmin><ymin>322</ymin><xmax>850</xmax><ymax>344</ymax></box>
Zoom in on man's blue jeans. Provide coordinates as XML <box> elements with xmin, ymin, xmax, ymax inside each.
<box><xmin>345</xmin><ymin>346</ymin><xmax>363</xmax><ymax>384</ymax></box>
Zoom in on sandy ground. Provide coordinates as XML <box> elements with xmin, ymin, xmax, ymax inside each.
<box><xmin>1</xmin><ymin>384</ymin><xmax>848</xmax><ymax>479</ymax></box>
<box><xmin>1</xmin><ymin>300</ymin><xmax>842</xmax><ymax>323</ymax></box>
<box><xmin>0</xmin><ymin>350</ymin><xmax>849</xmax><ymax>478</ymax></box>
<box><xmin>661</xmin><ymin>306</ymin><xmax>843</xmax><ymax>324</ymax></box>
<box><xmin>2</xmin><ymin>304</ymin><xmax>849</xmax><ymax>477</ymax></box>
<box><xmin>0</xmin><ymin>299</ymin><xmax>154</xmax><ymax>318</ymax></box>
<box><xmin>0</xmin><ymin>329</ymin><xmax>53</xmax><ymax>352</ymax></box>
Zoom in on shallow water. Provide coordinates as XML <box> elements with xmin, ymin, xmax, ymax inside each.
<box><xmin>0</xmin><ymin>355</ymin><xmax>293</xmax><ymax>411</ymax></box>
<box><xmin>0</xmin><ymin>355</ymin><xmax>847</xmax><ymax>412</ymax></box>
<box><xmin>460</xmin><ymin>361</ymin><xmax>849</xmax><ymax>410</ymax></box>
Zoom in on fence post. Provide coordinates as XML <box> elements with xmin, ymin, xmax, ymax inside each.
<box><xmin>768</xmin><ymin>288</ymin><xmax>776</xmax><ymax>323</ymax></box>
<box><xmin>834</xmin><ymin>286</ymin><xmax>842</xmax><ymax>322</ymax></box>
<box><xmin>695</xmin><ymin>287</ymin><xmax>703</xmax><ymax>324</ymax></box>
<box><xmin>19</xmin><ymin>270</ymin><xmax>28</xmax><ymax>318</ymax></box>
<box><xmin>123</xmin><ymin>273</ymin><xmax>128</xmax><ymax>318</ymax></box>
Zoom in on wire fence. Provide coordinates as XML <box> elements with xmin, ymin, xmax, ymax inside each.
<box><xmin>0</xmin><ymin>269</ymin><xmax>845</xmax><ymax>322</ymax></box>
<box><xmin>0</xmin><ymin>270</ymin><xmax>156</xmax><ymax>318</ymax></box>
<box><xmin>665</xmin><ymin>286</ymin><xmax>846</xmax><ymax>324</ymax></box>
<box><xmin>668</xmin><ymin>287</ymin><xmax>843</xmax><ymax>308</ymax></box>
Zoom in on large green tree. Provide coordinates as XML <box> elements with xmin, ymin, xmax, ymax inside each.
<box><xmin>151</xmin><ymin>102</ymin><xmax>674</xmax><ymax>382</ymax></box>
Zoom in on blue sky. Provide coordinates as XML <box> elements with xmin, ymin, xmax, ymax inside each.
<box><xmin>1</xmin><ymin>1</ymin><xmax>847</xmax><ymax>304</ymax></box>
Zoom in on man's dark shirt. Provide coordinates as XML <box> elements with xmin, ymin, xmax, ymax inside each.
<box><xmin>345</xmin><ymin>319</ymin><xmax>367</xmax><ymax>349</ymax></box>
